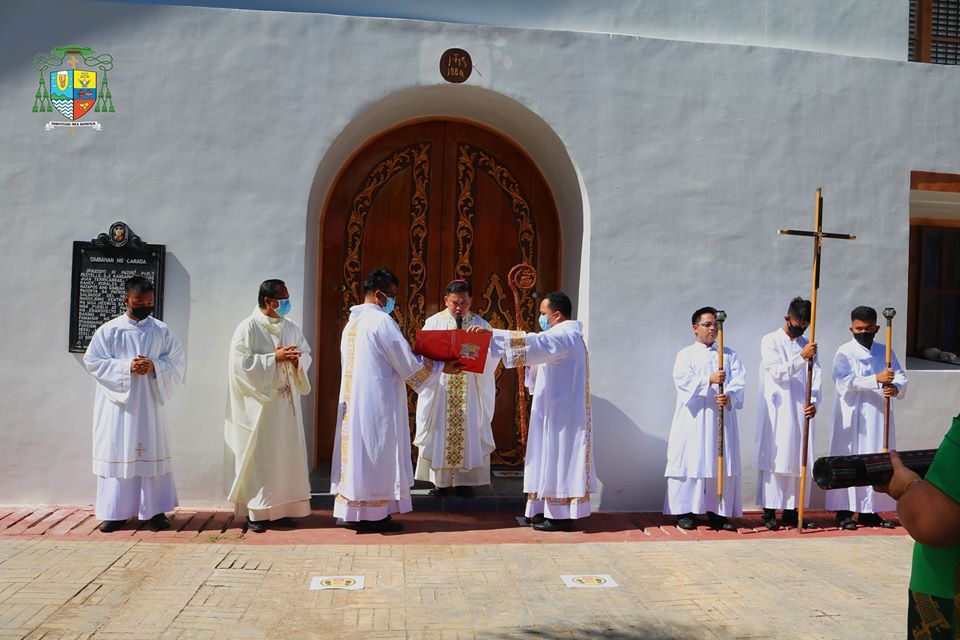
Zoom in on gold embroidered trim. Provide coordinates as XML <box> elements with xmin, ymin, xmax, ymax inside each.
<box><xmin>525</xmin><ymin>492</ymin><xmax>590</xmax><ymax>505</ymax></box>
<box><xmin>582</xmin><ymin>336</ymin><xmax>593</xmax><ymax>495</ymax></box>
<box><xmin>337</xmin><ymin>321</ymin><xmax>360</xmax><ymax>491</ymax></box>
<box><xmin>444</xmin><ymin>373</ymin><xmax>467</xmax><ymax>468</ymax></box>
<box><xmin>335</xmin><ymin>495</ymin><xmax>389</xmax><ymax>508</ymax></box>
<box><xmin>93</xmin><ymin>456</ymin><xmax>171</xmax><ymax>465</ymax></box>
<box><xmin>509</xmin><ymin>331</ymin><xmax>526</xmax><ymax>367</ymax></box>
<box><xmin>406</xmin><ymin>359</ymin><xmax>435</xmax><ymax>389</ymax></box>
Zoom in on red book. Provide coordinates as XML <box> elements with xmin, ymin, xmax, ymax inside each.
<box><xmin>413</xmin><ymin>329</ymin><xmax>492</xmax><ymax>374</ymax></box>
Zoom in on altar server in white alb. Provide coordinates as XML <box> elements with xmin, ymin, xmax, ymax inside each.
<box><xmin>755</xmin><ymin>297</ymin><xmax>821</xmax><ymax>530</ymax></box>
<box><xmin>476</xmin><ymin>291</ymin><xmax>594</xmax><ymax>532</ymax></box>
<box><xmin>225</xmin><ymin>279</ymin><xmax>313</xmax><ymax>533</ymax></box>
<box><xmin>664</xmin><ymin>306</ymin><xmax>745</xmax><ymax>532</ymax></box>
<box><xmin>415</xmin><ymin>279</ymin><xmax>498</xmax><ymax>498</ymax></box>
<box><xmin>332</xmin><ymin>268</ymin><xmax>462</xmax><ymax>533</ymax></box>
<box><xmin>825</xmin><ymin>305</ymin><xmax>907</xmax><ymax>530</ymax></box>
<box><xmin>83</xmin><ymin>276</ymin><xmax>185</xmax><ymax>533</ymax></box>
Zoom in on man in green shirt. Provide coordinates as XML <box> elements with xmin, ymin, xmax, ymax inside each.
<box><xmin>877</xmin><ymin>413</ymin><xmax>960</xmax><ymax>639</ymax></box>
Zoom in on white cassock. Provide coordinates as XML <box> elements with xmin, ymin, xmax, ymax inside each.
<box><xmin>755</xmin><ymin>328</ymin><xmax>821</xmax><ymax>509</ymax></box>
<box><xmin>414</xmin><ymin>310</ymin><xmax>498</xmax><ymax>488</ymax></box>
<box><xmin>225</xmin><ymin>308</ymin><xmax>313</xmax><ymax>521</ymax></box>
<box><xmin>83</xmin><ymin>315</ymin><xmax>185</xmax><ymax>521</ymax></box>
<box><xmin>663</xmin><ymin>341</ymin><xmax>745</xmax><ymax>518</ymax></box>
<box><xmin>331</xmin><ymin>303</ymin><xmax>444</xmax><ymax>522</ymax></box>
<box><xmin>824</xmin><ymin>338</ymin><xmax>907</xmax><ymax>514</ymax></box>
<box><xmin>492</xmin><ymin>320</ymin><xmax>594</xmax><ymax>520</ymax></box>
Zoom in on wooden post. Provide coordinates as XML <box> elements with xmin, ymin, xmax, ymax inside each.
<box><xmin>716</xmin><ymin>310</ymin><xmax>727</xmax><ymax>498</ymax></box>
<box><xmin>883</xmin><ymin>307</ymin><xmax>897</xmax><ymax>452</ymax></box>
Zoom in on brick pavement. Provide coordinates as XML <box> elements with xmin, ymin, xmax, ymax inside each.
<box><xmin>0</xmin><ymin>507</ymin><xmax>913</xmax><ymax>639</ymax></box>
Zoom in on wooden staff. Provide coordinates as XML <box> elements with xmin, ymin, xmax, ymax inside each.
<box><xmin>716</xmin><ymin>310</ymin><xmax>727</xmax><ymax>497</ymax></box>
<box><xmin>882</xmin><ymin>307</ymin><xmax>896</xmax><ymax>452</ymax></box>
<box><xmin>508</xmin><ymin>263</ymin><xmax>537</xmax><ymax>447</ymax></box>
<box><xmin>779</xmin><ymin>188</ymin><xmax>856</xmax><ymax>533</ymax></box>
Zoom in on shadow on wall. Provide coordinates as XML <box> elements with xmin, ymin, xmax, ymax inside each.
<box><xmin>591</xmin><ymin>395</ymin><xmax>668</xmax><ymax>512</ymax></box>
<box><xmin>0</xmin><ymin>2</ymin><xmax>165</xmax><ymax>83</ymax></box>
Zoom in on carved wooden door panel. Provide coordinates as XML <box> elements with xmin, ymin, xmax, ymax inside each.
<box><xmin>317</xmin><ymin>120</ymin><xmax>560</xmax><ymax>468</ymax></box>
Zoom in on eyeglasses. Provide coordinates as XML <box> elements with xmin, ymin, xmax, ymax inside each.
<box><xmin>698</xmin><ymin>322</ymin><xmax>717</xmax><ymax>329</ymax></box>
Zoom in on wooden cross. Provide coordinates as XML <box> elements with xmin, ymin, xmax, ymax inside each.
<box><xmin>778</xmin><ymin>188</ymin><xmax>856</xmax><ymax>533</ymax></box>
<box><xmin>135</xmin><ymin>443</ymin><xmax>146</xmax><ymax>457</ymax></box>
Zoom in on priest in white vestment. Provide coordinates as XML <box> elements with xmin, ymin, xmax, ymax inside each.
<box><xmin>415</xmin><ymin>279</ymin><xmax>498</xmax><ymax>497</ymax></box>
<box><xmin>331</xmin><ymin>268</ymin><xmax>460</xmax><ymax>533</ymax></box>
<box><xmin>664</xmin><ymin>307</ymin><xmax>745</xmax><ymax>532</ymax></box>
<box><xmin>825</xmin><ymin>305</ymin><xmax>907</xmax><ymax>529</ymax></box>
<box><xmin>755</xmin><ymin>297</ymin><xmax>821</xmax><ymax>530</ymax></box>
<box><xmin>479</xmin><ymin>291</ymin><xmax>594</xmax><ymax>532</ymax></box>
<box><xmin>83</xmin><ymin>276</ymin><xmax>185</xmax><ymax>533</ymax></box>
<box><xmin>225</xmin><ymin>279</ymin><xmax>312</xmax><ymax>533</ymax></box>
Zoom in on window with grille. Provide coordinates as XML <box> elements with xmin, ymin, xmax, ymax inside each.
<box><xmin>910</xmin><ymin>0</ymin><xmax>960</xmax><ymax>63</ymax></box>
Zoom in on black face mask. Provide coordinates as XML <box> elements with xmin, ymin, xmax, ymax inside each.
<box><xmin>853</xmin><ymin>331</ymin><xmax>877</xmax><ymax>349</ymax></box>
<box><xmin>787</xmin><ymin>324</ymin><xmax>807</xmax><ymax>339</ymax></box>
<box><xmin>130</xmin><ymin>306</ymin><xmax>154</xmax><ymax>320</ymax></box>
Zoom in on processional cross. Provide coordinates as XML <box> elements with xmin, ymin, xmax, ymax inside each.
<box><xmin>778</xmin><ymin>188</ymin><xmax>856</xmax><ymax>533</ymax></box>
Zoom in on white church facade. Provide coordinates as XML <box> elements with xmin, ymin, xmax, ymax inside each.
<box><xmin>1</xmin><ymin>0</ymin><xmax>959</xmax><ymax>511</ymax></box>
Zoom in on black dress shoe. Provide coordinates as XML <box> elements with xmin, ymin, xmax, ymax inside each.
<box><xmin>98</xmin><ymin>519</ymin><xmax>127</xmax><ymax>533</ymax></box>
<box><xmin>149</xmin><ymin>513</ymin><xmax>171</xmax><ymax>531</ymax></box>
<box><xmin>345</xmin><ymin>518</ymin><xmax>403</xmax><ymax>533</ymax></box>
<box><xmin>835</xmin><ymin>511</ymin><xmax>858</xmax><ymax>530</ymax></box>
<box><xmin>761</xmin><ymin>508</ymin><xmax>779</xmax><ymax>531</ymax></box>
<box><xmin>455</xmin><ymin>486</ymin><xmax>475</xmax><ymax>498</ymax></box>
<box><xmin>247</xmin><ymin>520</ymin><xmax>268</xmax><ymax>533</ymax></box>
<box><xmin>676</xmin><ymin>513</ymin><xmax>698</xmax><ymax>530</ymax></box>
<box><xmin>429</xmin><ymin>487</ymin><xmax>450</xmax><ymax>497</ymax></box>
<box><xmin>707</xmin><ymin>512</ymin><xmax>737</xmax><ymax>532</ymax></box>
<box><xmin>532</xmin><ymin>518</ymin><xmax>571</xmax><ymax>532</ymax></box>
<box><xmin>272</xmin><ymin>517</ymin><xmax>298</xmax><ymax>528</ymax></box>
<box><xmin>782</xmin><ymin>509</ymin><xmax>799</xmax><ymax>527</ymax></box>
<box><xmin>858</xmin><ymin>512</ymin><xmax>896</xmax><ymax>529</ymax></box>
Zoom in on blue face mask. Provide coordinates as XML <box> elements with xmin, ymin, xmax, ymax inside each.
<box><xmin>275</xmin><ymin>299</ymin><xmax>292</xmax><ymax>317</ymax></box>
<box><xmin>378</xmin><ymin>291</ymin><xmax>396</xmax><ymax>315</ymax></box>
<box><xmin>538</xmin><ymin>314</ymin><xmax>550</xmax><ymax>332</ymax></box>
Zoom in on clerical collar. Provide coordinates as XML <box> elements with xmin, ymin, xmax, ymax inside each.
<box><xmin>125</xmin><ymin>315</ymin><xmax>150</xmax><ymax>327</ymax></box>
<box><xmin>253</xmin><ymin>307</ymin><xmax>284</xmax><ymax>326</ymax></box>
<box><xmin>694</xmin><ymin>341</ymin><xmax>717</xmax><ymax>350</ymax></box>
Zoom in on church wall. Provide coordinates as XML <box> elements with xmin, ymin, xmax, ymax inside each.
<box><xmin>0</xmin><ymin>0</ymin><xmax>957</xmax><ymax>510</ymax></box>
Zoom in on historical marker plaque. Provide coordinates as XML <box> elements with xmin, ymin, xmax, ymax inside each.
<box><xmin>439</xmin><ymin>48</ymin><xmax>472</xmax><ymax>83</ymax></box>
<box><xmin>69</xmin><ymin>222</ymin><xmax>165</xmax><ymax>352</ymax></box>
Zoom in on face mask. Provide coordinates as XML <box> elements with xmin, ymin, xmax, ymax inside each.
<box><xmin>539</xmin><ymin>314</ymin><xmax>550</xmax><ymax>332</ymax></box>
<box><xmin>378</xmin><ymin>292</ymin><xmax>396</xmax><ymax>315</ymax></box>
<box><xmin>130</xmin><ymin>306</ymin><xmax>153</xmax><ymax>320</ymax></box>
<box><xmin>853</xmin><ymin>331</ymin><xmax>876</xmax><ymax>349</ymax></box>
<box><xmin>787</xmin><ymin>324</ymin><xmax>806</xmax><ymax>339</ymax></box>
<box><xmin>274</xmin><ymin>299</ymin><xmax>292</xmax><ymax>317</ymax></box>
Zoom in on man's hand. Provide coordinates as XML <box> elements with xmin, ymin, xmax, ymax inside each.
<box><xmin>715</xmin><ymin>393</ymin><xmax>729</xmax><ymax>408</ymax></box>
<box><xmin>275</xmin><ymin>345</ymin><xmax>301</xmax><ymax>363</ymax></box>
<box><xmin>801</xmin><ymin>342</ymin><xmax>817</xmax><ymax>360</ymax></box>
<box><xmin>803</xmin><ymin>403</ymin><xmax>817</xmax><ymax>418</ymax></box>
<box><xmin>466</xmin><ymin>325</ymin><xmax>492</xmax><ymax>334</ymax></box>
<box><xmin>443</xmin><ymin>360</ymin><xmax>466</xmax><ymax>375</ymax></box>
<box><xmin>882</xmin><ymin>384</ymin><xmax>899</xmax><ymax>398</ymax></box>
<box><xmin>874</xmin><ymin>450</ymin><xmax>921</xmax><ymax>499</ymax></box>
<box><xmin>876</xmin><ymin>368</ymin><xmax>895</xmax><ymax>384</ymax></box>
<box><xmin>131</xmin><ymin>356</ymin><xmax>154</xmax><ymax>375</ymax></box>
<box><xmin>709</xmin><ymin>369</ymin><xmax>726</xmax><ymax>385</ymax></box>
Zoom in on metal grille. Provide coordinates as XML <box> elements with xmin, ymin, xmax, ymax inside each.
<box><xmin>912</xmin><ymin>0</ymin><xmax>960</xmax><ymax>64</ymax></box>
<box><xmin>931</xmin><ymin>40</ymin><xmax>960</xmax><ymax>63</ymax></box>
<box><xmin>932</xmin><ymin>0</ymin><xmax>960</xmax><ymax>36</ymax></box>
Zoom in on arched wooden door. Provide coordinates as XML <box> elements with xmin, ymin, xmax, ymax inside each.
<box><xmin>316</xmin><ymin>120</ymin><xmax>560</xmax><ymax>469</ymax></box>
